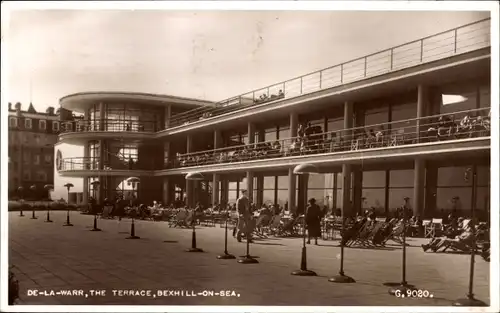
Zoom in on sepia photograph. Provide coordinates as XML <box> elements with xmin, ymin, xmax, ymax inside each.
<box><xmin>1</xmin><ymin>1</ymin><xmax>498</xmax><ymax>312</ymax></box>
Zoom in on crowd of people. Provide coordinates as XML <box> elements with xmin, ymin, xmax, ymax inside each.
<box><xmin>172</xmin><ymin>110</ymin><xmax>490</xmax><ymax>168</ymax></box>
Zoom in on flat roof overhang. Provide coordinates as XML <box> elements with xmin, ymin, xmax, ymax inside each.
<box><xmin>60</xmin><ymin>92</ymin><xmax>215</xmax><ymax>113</ymax></box>
<box><xmin>155</xmin><ymin>138</ymin><xmax>490</xmax><ymax>176</ymax></box>
<box><xmin>158</xmin><ymin>48</ymin><xmax>491</xmax><ymax>139</ymax></box>
<box><xmin>58</xmin><ymin>169</ymin><xmax>154</xmax><ymax>178</ymax></box>
<box><xmin>58</xmin><ymin>131</ymin><xmax>154</xmax><ymax>145</ymax></box>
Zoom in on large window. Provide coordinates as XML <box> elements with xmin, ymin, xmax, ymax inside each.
<box><xmin>391</xmin><ymin>102</ymin><xmax>417</xmax><ymax>138</ymax></box>
<box><xmin>9</xmin><ymin>117</ymin><xmax>18</xmax><ymax>127</ymax></box>
<box><xmin>479</xmin><ymin>85</ymin><xmax>490</xmax><ymax>108</ymax></box>
<box><xmin>105</xmin><ymin>142</ymin><xmax>138</xmax><ymax>170</ymax></box>
<box><xmin>365</xmin><ymin>107</ymin><xmax>389</xmax><ymax>127</ymax></box>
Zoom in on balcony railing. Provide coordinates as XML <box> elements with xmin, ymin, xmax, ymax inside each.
<box><xmin>168</xmin><ymin>18</ymin><xmax>491</xmax><ymax>128</ymax></box>
<box><xmin>59</xmin><ymin>120</ymin><xmax>158</xmax><ymax>134</ymax></box>
<box><xmin>59</xmin><ymin>157</ymin><xmax>157</xmax><ymax>172</ymax></box>
<box><xmin>168</xmin><ymin>107</ymin><xmax>490</xmax><ymax>169</ymax></box>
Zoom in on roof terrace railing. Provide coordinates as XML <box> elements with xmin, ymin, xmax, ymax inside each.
<box><xmin>168</xmin><ymin>18</ymin><xmax>491</xmax><ymax>128</ymax></box>
<box><xmin>59</xmin><ymin>119</ymin><xmax>158</xmax><ymax>133</ymax></box>
<box><xmin>168</xmin><ymin>107</ymin><xmax>490</xmax><ymax>169</ymax></box>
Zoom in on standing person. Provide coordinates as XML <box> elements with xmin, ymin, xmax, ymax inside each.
<box><xmin>236</xmin><ymin>190</ymin><xmax>252</xmax><ymax>243</ymax></box>
<box><xmin>306</xmin><ymin>198</ymin><xmax>322</xmax><ymax>245</ymax></box>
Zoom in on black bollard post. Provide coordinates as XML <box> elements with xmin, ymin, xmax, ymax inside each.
<box><xmin>291</xmin><ymin>215</ymin><xmax>315</xmax><ymax>275</ymax></box>
<box><xmin>385</xmin><ymin>197</ymin><xmax>415</xmax><ymax>295</ymax></box>
<box><xmin>186</xmin><ymin>209</ymin><xmax>203</xmax><ymax>252</ymax></box>
<box><xmin>126</xmin><ymin>218</ymin><xmax>140</xmax><ymax>239</ymax></box>
<box><xmin>63</xmin><ymin>208</ymin><xmax>73</xmax><ymax>226</ymax></box>
<box><xmin>31</xmin><ymin>208</ymin><xmax>37</xmax><ymax>220</ymax></box>
<box><xmin>238</xmin><ymin>221</ymin><xmax>258</xmax><ymax>264</ymax></box>
<box><xmin>89</xmin><ymin>214</ymin><xmax>101</xmax><ymax>231</ymax></box>
<box><xmin>453</xmin><ymin>166</ymin><xmax>487</xmax><ymax>306</ymax></box>
<box><xmin>329</xmin><ymin>217</ymin><xmax>355</xmax><ymax>283</ymax></box>
<box><xmin>19</xmin><ymin>208</ymin><xmax>24</xmax><ymax>217</ymax></box>
<box><xmin>45</xmin><ymin>208</ymin><xmax>53</xmax><ymax>223</ymax></box>
<box><xmin>217</xmin><ymin>217</ymin><xmax>236</xmax><ymax>259</ymax></box>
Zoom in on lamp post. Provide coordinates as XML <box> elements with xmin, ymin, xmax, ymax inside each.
<box><xmin>17</xmin><ymin>186</ymin><xmax>25</xmax><ymax>217</ymax></box>
<box><xmin>185</xmin><ymin>172</ymin><xmax>204</xmax><ymax>252</ymax></box>
<box><xmin>89</xmin><ymin>180</ymin><xmax>101</xmax><ymax>231</ymax></box>
<box><xmin>126</xmin><ymin>177</ymin><xmax>140</xmax><ymax>239</ymax></box>
<box><xmin>453</xmin><ymin>165</ymin><xmax>487</xmax><ymax>306</ymax></box>
<box><xmin>328</xmin><ymin>173</ymin><xmax>355</xmax><ymax>284</ymax></box>
<box><xmin>385</xmin><ymin>196</ymin><xmax>415</xmax><ymax>295</ymax></box>
<box><xmin>291</xmin><ymin>163</ymin><xmax>318</xmax><ymax>276</ymax></box>
<box><xmin>63</xmin><ymin>183</ymin><xmax>74</xmax><ymax>226</ymax></box>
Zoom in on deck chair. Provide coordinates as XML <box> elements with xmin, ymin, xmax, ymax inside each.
<box><xmin>389</xmin><ymin>129</ymin><xmax>405</xmax><ymax>146</ymax></box>
<box><xmin>423</xmin><ymin>220</ymin><xmax>433</xmax><ymax>238</ymax></box>
<box><xmin>429</xmin><ymin>218</ymin><xmax>443</xmax><ymax>237</ymax></box>
<box><xmin>101</xmin><ymin>205</ymin><xmax>113</xmax><ymax>219</ymax></box>
<box><xmin>268</xmin><ymin>215</ymin><xmax>283</xmax><ymax>236</ymax></box>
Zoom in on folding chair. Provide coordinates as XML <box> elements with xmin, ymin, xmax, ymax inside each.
<box><xmin>423</xmin><ymin>220</ymin><xmax>432</xmax><ymax>238</ymax></box>
<box><xmin>430</xmin><ymin>218</ymin><xmax>443</xmax><ymax>237</ymax></box>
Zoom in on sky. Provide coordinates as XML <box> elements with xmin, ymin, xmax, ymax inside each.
<box><xmin>4</xmin><ymin>9</ymin><xmax>490</xmax><ymax>112</ymax></box>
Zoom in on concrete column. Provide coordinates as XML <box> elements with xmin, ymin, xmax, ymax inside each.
<box><xmin>246</xmin><ymin>171</ymin><xmax>254</xmax><ymax>204</ymax></box>
<box><xmin>258</xmin><ymin>129</ymin><xmax>265</xmax><ymax>143</ymax></box>
<box><xmin>212</xmin><ymin>174</ymin><xmax>220</xmax><ymax>206</ymax></box>
<box><xmin>248</xmin><ymin>122</ymin><xmax>255</xmax><ymax>146</ymax></box>
<box><xmin>99</xmin><ymin>102</ymin><xmax>105</xmax><ymax>131</ymax></box>
<box><xmin>214</xmin><ymin>129</ymin><xmax>222</xmax><ymax>149</ymax></box>
<box><xmin>352</xmin><ymin>166</ymin><xmax>363</xmax><ymax>215</ymax></box>
<box><xmin>162</xmin><ymin>177</ymin><xmax>170</xmax><ymax>205</ymax></box>
<box><xmin>290</xmin><ymin>112</ymin><xmax>298</xmax><ymax>137</ymax></box>
<box><xmin>424</xmin><ymin>163</ymin><xmax>438</xmax><ymax>219</ymax></box>
<box><xmin>256</xmin><ymin>175</ymin><xmax>264</xmax><ymax>207</ymax></box>
<box><xmin>83</xmin><ymin>178</ymin><xmax>89</xmax><ymax>205</ymax></box>
<box><xmin>344</xmin><ymin>101</ymin><xmax>354</xmax><ymax>143</ymax></box>
<box><xmin>413</xmin><ymin>158</ymin><xmax>426</xmax><ymax>217</ymax></box>
<box><xmin>341</xmin><ymin>164</ymin><xmax>352</xmax><ymax>217</ymax></box>
<box><xmin>220</xmin><ymin>178</ymin><xmax>229</xmax><ymax>206</ymax></box>
<box><xmin>187</xmin><ymin>135</ymin><xmax>193</xmax><ymax>153</ymax></box>
<box><xmin>164</xmin><ymin>104</ymin><xmax>172</xmax><ymax>129</ymax></box>
<box><xmin>288</xmin><ymin>167</ymin><xmax>296</xmax><ymax>213</ymax></box>
<box><xmin>163</xmin><ymin>141</ymin><xmax>170</xmax><ymax>168</ymax></box>
<box><xmin>416</xmin><ymin>85</ymin><xmax>428</xmax><ymax>143</ymax></box>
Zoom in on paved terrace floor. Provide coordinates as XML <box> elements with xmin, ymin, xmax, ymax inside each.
<box><xmin>8</xmin><ymin>212</ymin><xmax>490</xmax><ymax>307</ymax></box>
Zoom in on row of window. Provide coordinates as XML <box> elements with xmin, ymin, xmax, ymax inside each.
<box><xmin>9</xmin><ymin>117</ymin><xmax>60</xmax><ymax>131</ymax></box>
<box><xmin>10</xmin><ymin>169</ymin><xmax>49</xmax><ymax>182</ymax></box>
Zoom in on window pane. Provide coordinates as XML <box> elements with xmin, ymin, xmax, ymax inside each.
<box><xmin>477</xmin><ymin>166</ymin><xmax>490</xmax><ymax>187</ymax></box>
<box><xmin>308</xmin><ymin>173</ymin><xmax>326</xmax><ymax>189</ymax></box>
<box><xmin>279</xmin><ymin>127</ymin><xmax>290</xmax><ymax>140</ymax></box>
<box><xmin>438</xmin><ymin>167</ymin><xmax>472</xmax><ymax>187</ymax></box>
<box><xmin>362</xmin><ymin>188</ymin><xmax>385</xmax><ymax>211</ymax></box>
<box><xmin>277</xmin><ymin>175</ymin><xmax>289</xmax><ymax>189</ymax></box>
<box><xmin>263</xmin><ymin>176</ymin><xmax>275</xmax><ymax>189</ymax></box>
<box><xmin>307</xmin><ymin>189</ymin><xmax>326</xmax><ymax>207</ymax></box>
<box><xmin>388</xmin><ymin>188</ymin><xmax>413</xmax><ymax>211</ymax></box>
<box><xmin>276</xmin><ymin>189</ymin><xmax>288</xmax><ymax>206</ymax></box>
<box><xmin>390</xmin><ymin>170</ymin><xmax>414</xmax><ymax>188</ymax></box>
<box><xmin>436</xmin><ymin>187</ymin><xmax>472</xmax><ymax>213</ymax></box>
<box><xmin>365</xmin><ymin>108</ymin><xmax>389</xmax><ymax>126</ymax></box>
<box><xmin>263</xmin><ymin>190</ymin><xmax>274</xmax><ymax>205</ymax></box>
<box><xmin>362</xmin><ymin>171</ymin><xmax>385</xmax><ymax>188</ymax></box>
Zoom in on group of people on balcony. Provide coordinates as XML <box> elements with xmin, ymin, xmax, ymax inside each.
<box><xmin>253</xmin><ymin>90</ymin><xmax>285</xmax><ymax>105</ymax></box>
<box><xmin>172</xmin><ymin>110</ymin><xmax>490</xmax><ymax>168</ymax></box>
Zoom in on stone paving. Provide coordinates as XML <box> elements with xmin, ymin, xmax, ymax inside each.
<box><xmin>7</xmin><ymin>211</ymin><xmax>491</xmax><ymax>307</ymax></box>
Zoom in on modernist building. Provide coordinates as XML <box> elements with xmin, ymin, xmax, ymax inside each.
<box><xmin>54</xmin><ymin>18</ymin><xmax>491</xmax><ymax>219</ymax></box>
<box><xmin>7</xmin><ymin>102</ymin><xmax>63</xmax><ymax>199</ymax></box>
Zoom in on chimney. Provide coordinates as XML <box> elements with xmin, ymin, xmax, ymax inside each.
<box><xmin>8</xmin><ymin>102</ymin><xmax>12</xmax><ymax>111</ymax></box>
<box><xmin>46</xmin><ymin>106</ymin><xmax>55</xmax><ymax>115</ymax></box>
<box><xmin>15</xmin><ymin>102</ymin><xmax>22</xmax><ymax>116</ymax></box>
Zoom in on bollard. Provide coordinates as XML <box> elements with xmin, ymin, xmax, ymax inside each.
<box><xmin>31</xmin><ymin>209</ymin><xmax>37</xmax><ymax>220</ymax></box>
<box><xmin>89</xmin><ymin>214</ymin><xmax>101</xmax><ymax>231</ymax></box>
<box><xmin>291</xmin><ymin>216</ymin><xmax>315</xmax><ymax>275</ymax></box>
<box><xmin>329</xmin><ymin>217</ymin><xmax>355</xmax><ymax>283</ymax></box>
<box><xmin>63</xmin><ymin>208</ymin><xmax>73</xmax><ymax>226</ymax></box>
<box><xmin>186</xmin><ymin>210</ymin><xmax>203</xmax><ymax>252</ymax></box>
<box><xmin>45</xmin><ymin>209</ymin><xmax>53</xmax><ymax>223</ymax></box>
<box><xmin>19</xmin><ymin>209</ymin><xmax>24</xmax><ymax>217</ymax></box>
<box><xmin>384</xmin><ymin>197</ymin><xmax>416</xmax><ymax>295</ymax></box>
<box><xmin>237</xmin><ymin>221</ymin><xmax>258</xmax><ymax>264</ymax></box>
<box><xmin>126</xmin><ymin>218</ymin><xmax>140</xmax><ymax>239</ymax></box>
<box><xmin>217</xmin><ymin>218</ymin><xmax>236</xmax><ymax>259</ymax></box>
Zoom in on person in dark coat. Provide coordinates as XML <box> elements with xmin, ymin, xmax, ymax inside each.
<box><xmin>306</xmin><ymin>198</ymin><xmax>322</xmax><ymax>245</ymax></box>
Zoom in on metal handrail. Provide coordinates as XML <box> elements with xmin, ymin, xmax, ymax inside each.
<box><xmin>59</xmin><ymin>119</ymin><xmax>158</xmax><ymax>133</ymax></box>
<box><xmin>169</xmin><ymin>107</ymin><xmax>490</xmax><ymax>168</ymax></box>
<box><xmin>167</xmin><ymin>18</ymin><xmax>490</xmax><ymax>127</ymax></box>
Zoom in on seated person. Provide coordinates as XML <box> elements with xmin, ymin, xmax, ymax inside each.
<box><xmin>278</xmin><ymin>89</ymin><xmax>284</xmax><ymax>97</ymax></box>
<box><xmin>421</xmin><ymin>225</ymin><xmax>474</xmax><ymax>252</ymax></box>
